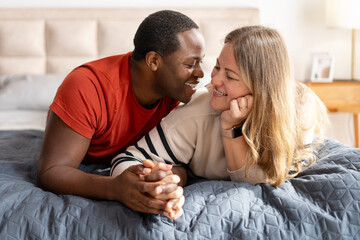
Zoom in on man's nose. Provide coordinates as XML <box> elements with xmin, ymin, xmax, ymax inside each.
<box><xmin>192</xmin><ymin>65</ymin><xmax>204</xmax><ymax>78</ymax></box>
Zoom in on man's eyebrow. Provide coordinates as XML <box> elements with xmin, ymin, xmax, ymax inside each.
<box><xmin>186</xmin><ymin>54</ymin><xmax>205</xmax><ymax>61</ymax></box>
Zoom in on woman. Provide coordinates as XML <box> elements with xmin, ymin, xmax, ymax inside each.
<box><xmin>111</xmin><ymin>25</ymin><xmax>328</xmax><ymax>218</ymax></box>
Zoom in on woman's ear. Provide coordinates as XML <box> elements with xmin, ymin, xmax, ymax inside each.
<box><xmin>145</xmin><ymin>51</ymin><xmax>161</xmax><ymax>71</ymax></box>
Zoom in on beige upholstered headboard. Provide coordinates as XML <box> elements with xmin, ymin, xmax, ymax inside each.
<box><xmin>0</xmin><ymin>8</ymin><xmax>259</xmax><ymax>75</ymax></box>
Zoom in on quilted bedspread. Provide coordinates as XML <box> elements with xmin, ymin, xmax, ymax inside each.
<box><xmin>0</xmin><ymin>130</ymin><xmax>359</xmax><ymax>239</ymax></box>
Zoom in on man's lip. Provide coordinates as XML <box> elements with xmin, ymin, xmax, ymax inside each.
<box><xmin>185</xmin><ymin>82</ymin><xmax>198</xmax><ymax>88</ymax></box>
<box><xmin>186</xmin><ymin>79</ymin><xmax>200</xmax><ymax>84</ymax></box>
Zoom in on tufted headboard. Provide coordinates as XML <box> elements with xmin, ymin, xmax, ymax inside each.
<box><xmin>0</xmin><ymin>8</ymin><xmax>259</xmax><ymax>75</ymax></box>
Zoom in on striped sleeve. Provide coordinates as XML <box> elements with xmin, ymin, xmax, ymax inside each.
<box><xmin>110</xmin><ymin>122</ymin><xmax>187</xmax><ymax>176</ymax></box>
<box><xmin>110</xmin><ymin>151</ymin><xmax>143</xmax><ymax>176</ymax></box>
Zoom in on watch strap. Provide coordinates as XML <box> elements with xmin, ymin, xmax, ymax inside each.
<box><xmin>221</xmin><ymin>124</ymin><xmax>243</xmax><ymax>138</ymax></box>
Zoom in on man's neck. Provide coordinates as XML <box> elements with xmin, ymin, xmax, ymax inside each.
<box><xmin>130</xmin><ymin>58</ymin><xmax>161</xmax><ymax>109</ymax></box>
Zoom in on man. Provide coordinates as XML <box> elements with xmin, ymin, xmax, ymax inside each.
<box><xmin>37</xmin><ymin>10</ymin><xmax>205</xmax><ymax>220</ymax></box>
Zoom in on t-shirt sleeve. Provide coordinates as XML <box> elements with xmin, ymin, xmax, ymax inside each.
<box><xmin>50</xmin><ymin>67</ymin><xmax>102</xmax><ymax>139</ymax></box>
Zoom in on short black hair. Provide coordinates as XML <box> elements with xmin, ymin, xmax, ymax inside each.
<box><xmin>132</xmin><ymin>10</ymin><xmax>199</xmax><ymax>60</ymax></box>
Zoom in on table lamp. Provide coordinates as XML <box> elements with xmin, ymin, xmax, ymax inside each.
<box><xmin>326</xmin><ymin>0</ymin><xmax>360</xmax><ymax>80</ymax></box>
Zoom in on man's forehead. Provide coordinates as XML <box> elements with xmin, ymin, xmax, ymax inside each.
<box><xmin>177</xmin><ymin>29</ymin><xmax>205</xmax><ymax>47</ymax></box>
<box><xmin>184</xmin><ymin>55</ymin><xmax>205</xmax><ymax>61</ymax></box>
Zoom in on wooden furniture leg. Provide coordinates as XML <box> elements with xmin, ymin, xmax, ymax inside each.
<box><xmin>354</xmin><ymin>114</ymin><xmax>359</xmax><ymax>148</ymax></box>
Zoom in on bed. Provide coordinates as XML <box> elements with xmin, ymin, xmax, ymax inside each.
<box><xmin>0</xmin><ymin>8</ymin><xmax>359</xmax><ymax>239</ymax></box>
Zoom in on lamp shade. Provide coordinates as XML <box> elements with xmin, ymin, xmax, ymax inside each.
<box><xmin>326</xmin><ymin>0</ymin><xmax>360</xmax><ymax>29</ymax></box>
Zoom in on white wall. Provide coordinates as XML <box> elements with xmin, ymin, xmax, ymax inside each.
<box><xmin>258</xmin><ymin>0</ymin><xmax>358</xmax><ymax>148</ymax></box>
<box><xmin>0</xmin><ymin>0</ymin><xmax>358</xmax><ymax>147</ymax></box>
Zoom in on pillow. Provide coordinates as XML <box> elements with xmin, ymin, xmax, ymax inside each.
<box><xmin>0</xmin><ymin>74</ymin><xmax>66</xmax><ymax>110</ymax></box>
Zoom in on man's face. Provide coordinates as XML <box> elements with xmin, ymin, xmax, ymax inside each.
<box><xmin>154</xmin><ymin>28</ymin><xmax>205</xmax><ymax>103</ymax></box>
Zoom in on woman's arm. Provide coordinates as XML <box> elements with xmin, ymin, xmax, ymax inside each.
<box><xmin>221</xmin><ymin>96</ymin><xmax>269</xmax><ymax>184</ymax></box>
<box><xmin>111</xmin><ymin>111</ymin><xmax>195</xmax><ymax>185</ymax></box>
<box><xmin>110</xmin><ymin>120</ymin><xmax>192</xmax><ymax>219</ymax></box>
<box><xmin>220</xmin><ymin>95</ymin><xmax>253</xmax><ymax>171</ymax></box>
<box><xmin>222</xmin><ymin>135</ymin><xmax>249</xmax><ymax>171</ymax></box>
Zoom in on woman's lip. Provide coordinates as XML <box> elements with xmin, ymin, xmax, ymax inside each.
<box><xmin>213</xmin><ymin>88</ymin><xmax>227</xmax><ymax>96</ymax></box>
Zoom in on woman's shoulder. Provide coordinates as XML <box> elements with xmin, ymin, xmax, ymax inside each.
<box><xmin>162</xmin><ymin>85</ymin><xmax>219</xmax><ymax>125</ymax></box>
<box><xmin>178</xmin><ymin>85</ymin><xmax>217</xmax><ymax>113</ymax></box>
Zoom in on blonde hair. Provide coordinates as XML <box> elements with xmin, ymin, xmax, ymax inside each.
<box><xmin>225</xmin><ymin>26</ymin><xmax>328</xmax><ymax>186</ymax></box>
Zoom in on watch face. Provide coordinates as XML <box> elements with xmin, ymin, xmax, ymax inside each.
<box><xmin>232</xmin><ymin>125</ymin><xmax>243</xmax><ymax>138</ymax></box>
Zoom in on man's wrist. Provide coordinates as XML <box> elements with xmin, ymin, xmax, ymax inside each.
<box><xmin>172</xmin><ymin>166</ymin><xmax>187</xmax><ymax>187</ymax></box>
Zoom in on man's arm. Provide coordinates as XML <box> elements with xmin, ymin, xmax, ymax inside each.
<box><xmin>37</xmin><ymin>111</ymin><xmax>169</xmax><ymax>215</ymax></box>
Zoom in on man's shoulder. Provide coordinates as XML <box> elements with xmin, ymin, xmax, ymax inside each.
<box><xmin>74</xmin><ymin>52</ymin><xmax>131</xmax><ymax>80</ymax></box>
<box><xmin>66</xmin><ymin>52</ymin><xmax>132</xmax><ymax>88</ymax></box>
<box><xmin>82</xmin><ymin>52</ymin><xmax>131</xmax><ymax>68</ymax></box>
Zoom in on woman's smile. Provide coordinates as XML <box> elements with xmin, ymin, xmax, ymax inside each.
<box><xmin>213</xmin><ymin>88</ymin><xmax>228</xmax><ymax>97</ymax></box>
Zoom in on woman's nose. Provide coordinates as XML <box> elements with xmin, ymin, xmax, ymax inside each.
<box><xmin>211</xmin><ymin>71</ymin><xmax>222</xmax><ymax>86</ymax></box>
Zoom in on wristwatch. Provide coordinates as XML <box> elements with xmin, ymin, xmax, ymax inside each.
<box><xmin>221</xmin><ymin>124</ymin><xmax>243</xmax><ymax>138</ymax></box>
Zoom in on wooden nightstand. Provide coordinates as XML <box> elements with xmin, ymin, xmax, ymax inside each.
<box><xmin>306</xmin><ymin>81</ymin><xmax>360</xmax><ymax>148</ymax></box>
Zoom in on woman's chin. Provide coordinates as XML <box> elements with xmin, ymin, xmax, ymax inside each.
<box><xmin>210</xmin><ymin>98</ymin><xmax>227</xmax><ymax>111</ymax></box>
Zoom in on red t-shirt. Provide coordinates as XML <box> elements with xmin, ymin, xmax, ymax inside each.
<box><xmin>50</xmin><ymin>52</ymin><xmax>179</xmax><ymax>163</ymax></box>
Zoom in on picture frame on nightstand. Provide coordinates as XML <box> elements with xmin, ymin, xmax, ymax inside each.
<box><xmin>310</xmin><ymin>53</ymin><xmax>335</xmax><ymax>82</ymax></box>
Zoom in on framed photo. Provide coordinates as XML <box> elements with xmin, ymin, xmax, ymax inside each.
<box><xmin>310</xmin><ymin>53</ymin><xmax>335</xmax><ymax>82</ymax></box>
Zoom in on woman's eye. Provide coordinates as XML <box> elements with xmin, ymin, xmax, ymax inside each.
<box><xmin>226</xmin><ymin>74</ymin><xmax>237</xmax><ymax>81</ymax></box>
<box><xmin>214</xmin><ymin>66</ymin><xmax>220</xmax><ymax>71</ymax></box>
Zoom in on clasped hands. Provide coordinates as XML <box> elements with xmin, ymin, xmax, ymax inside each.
<box><xmin>116</xmin><ymin>159</ymin><xmax>185</xmax><ymax>220</ymax></box>
<box><xmin>141</xmin><ymin>160</ymin><xmax>185</xmax><ymax>220</ymax></box>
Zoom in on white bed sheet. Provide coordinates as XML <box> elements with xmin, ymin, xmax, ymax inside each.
<box><xmin>0</xmin><ymin>110</ymin><xmax>47</xmax><ymax>130</ymax></box>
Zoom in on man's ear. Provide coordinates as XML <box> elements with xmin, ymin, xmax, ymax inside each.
<box><xmin>145</xmin><ymin>51</ymin><xmax>161</xmax><ymax>71</ymax></box>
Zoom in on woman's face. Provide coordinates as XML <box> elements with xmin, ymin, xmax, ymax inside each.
<box><xmin>210</xmin><ymin>43</ymin><xmax>251</xmax><ymax>111</ymax></box>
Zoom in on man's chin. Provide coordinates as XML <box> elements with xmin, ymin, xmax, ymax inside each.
<box><xmin>182</xmin><ymin>91</ymin><xmax>197</xmax><ymax>103</ymax></box>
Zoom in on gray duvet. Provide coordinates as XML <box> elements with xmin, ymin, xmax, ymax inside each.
<box><xmin>0</xmin><ymin>130</ymin><xmax>359</xmax><ymax>239</ymax></box>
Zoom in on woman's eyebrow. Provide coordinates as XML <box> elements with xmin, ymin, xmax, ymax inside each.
<box><xmin>217</xmin><ymin>59</ymin><xmax>240</xmax><ymax>76</ymax></box>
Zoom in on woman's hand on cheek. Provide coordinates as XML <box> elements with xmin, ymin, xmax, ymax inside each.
<box><xmin>221</xmin><ymin>95</ymin><xmax>253</xmax><ymax>129</ymax></box>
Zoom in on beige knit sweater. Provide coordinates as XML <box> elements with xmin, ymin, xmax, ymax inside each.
<box><xmin>111</xmin><ymin>86</ymin><xmax>268</xmax><ymax>184</ymax></box>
